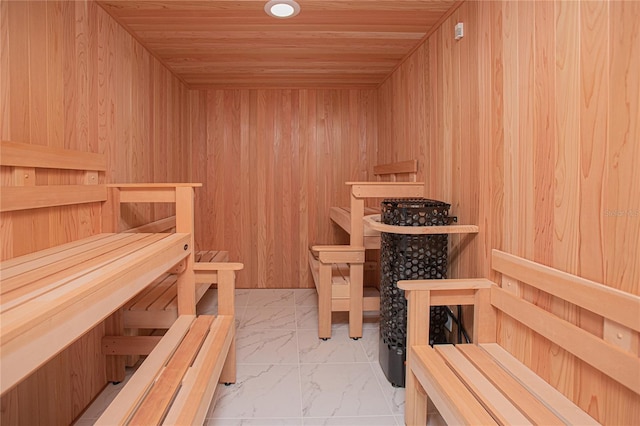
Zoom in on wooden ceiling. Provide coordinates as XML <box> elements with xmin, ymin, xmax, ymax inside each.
<box><xmin>97</xmin><ymin>0</ymin><xmax>460</xmax><ymax>89</ymax></box>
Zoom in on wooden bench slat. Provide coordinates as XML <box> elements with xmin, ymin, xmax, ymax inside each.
<box><xmin>127</xmin><ymin>316</ymin><xmax>215</xmax><ymax>425</ymax></box>
<box><xmin>127</xmin><ymin>274</ymin><xmax>177</xmax><ymax>311</ymax></box>
<box><xmin>0</xmin><ymin>234</ymin><xmax>169</xmax><ymax>310</ymax></box>
<box><xmin>411</xmin><ymin>345</ymin><xmax>499</xmax><ymax>425</ymax></box>
<box><xmin>95</xmin><ymin>315</ymin><xmax>196</xmax><ymax>425</ymax></box>
<box><xmin>480</xmin><ymin>343</ymin><xmax>600</xmax><ymax>425</ymax></box>
<box><xmin>163</xmin><ymin>315</ymin><xmax>235</xmax><ymax>425</ymax></box>
<box><xmin>1</xmin><ymin>233</ymin><xmax>151</xmax><ymax>297</ymax></box>
<box><xmin>435</xmin><ymin>345</ymin><xmax>532</xmax><ymax>425</ymax></box>
<box><xmin>457</xmin><ymin>344</ymin><xmax>565</xmax><ymax>425</ymax></box>
<box><xmin>0</xmin><ymin>233</ymin><xmax>111</xmax><ymax>270</ymax></box>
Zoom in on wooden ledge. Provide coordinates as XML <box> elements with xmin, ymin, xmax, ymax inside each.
<box><xmin>107</xmin><ymin>183</ymin><xmax>202</xmax><ymax>188</ymax></box>
<box><xmin>398</xmin><ymin>278</ymin><xmax>494</xmax><ymax>291</ymax></box>
<box><xmin>193</xmin><ymin>262</ymin><xmax>244</xmax><ymax>272</ymax></box>
<box><xmin>344</xmin><ymin>181</ymin><xmax>424</xmax><ymax>186</ymax></box>
<box><xmin>363</xmin><ymin>214</ymin><xmax>479</xmax><ymax>235</ymax></box>
<box><xmin>310</xmin><ymin>245</ymin><xmax>366</xmax><ymax>253</ymax></box>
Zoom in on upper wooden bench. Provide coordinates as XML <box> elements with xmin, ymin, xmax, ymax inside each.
<box><xmin>0</xmin><ymin>141</ymin><xmax>199</xmax><ymax>395</ymax></box>
<box><xmin>329</xmin><ymin>160</ymin><xmax>422</xmax><ymax>249</ymax></box>
<box><xmin>399</xmin><ymin>250</ymin><xmax>640</xmax><ymax>425</ymax></box>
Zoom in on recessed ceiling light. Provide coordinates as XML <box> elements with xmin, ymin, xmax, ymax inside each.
<box><xmin>264</xmin><ymin>0</ymin><xmax>300</xmax><ymax>19</ymax></box>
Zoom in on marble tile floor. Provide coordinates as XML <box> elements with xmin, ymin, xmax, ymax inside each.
<box><xmin>76</xmin><ymin>289</ymin><xmax>445</xmax><ymax>426</ymax></box>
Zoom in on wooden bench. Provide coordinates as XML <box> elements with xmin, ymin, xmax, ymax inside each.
<box><xmin>121</xmin><ymin>215</ymin><xmax>230</xmax><ymax>329</ymax></box>
<box><xmin>0</xmin><ymin>141</ymin><xmax>241</xmax><ymax>422</ymax></box>
<box><xmin>98</xmin><ymin>262</ymin><xmax>243</xmax><ymax>425</ymax></box>
<box><xmin>399</xmin><ymin>249</ymin><xmax>640</xmax><ymax>425</ymax></box>
<box><xmin>309</xmin><ymin>160</ymin><xmax>425</xmax><ymax>339</ymax></box>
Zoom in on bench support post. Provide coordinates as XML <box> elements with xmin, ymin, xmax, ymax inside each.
<box><xmin>104</xmin><ymin>309</ymin><xmax>126</xmax><ymax>383</ymax></box>
<box><xmin>318</xmin><ymin>262</ymin><xmax>333</xmax><ymax>339</ymax></box>
<box><xmin>217</xmin><ymin>269</ymin><xmax>237</xmax><ymax>384</ymax></box>
<box><xmin>176</xmin><ymin>186</ymin><xmax>196</xmax><ymax>315</ymax></box>
<box><xmin>405</xmin><ymin>290</ymin><xmax>430</xmax><ymax>425</ymax></box>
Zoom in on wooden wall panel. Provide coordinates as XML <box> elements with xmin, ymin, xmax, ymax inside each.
<box><xmin>189</xmin><ymin>89</ymin><xmax>377</xmax><ymax>288</ymax></box>
<box><xmin>377</xmin><ymin>0</ymin><xmax>639</xmax><ymax>423</ymax></box>
<box><xmin>0</xmin><ymin>1</ymin><xmax>193</xmax><ymax>424</ymax></box>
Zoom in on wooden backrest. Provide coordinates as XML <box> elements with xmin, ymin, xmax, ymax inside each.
<box><xmin>373</xmin><ymin>160</ymin><xmax>418</xmax><ymax>182</ymax></box>
<box><xmin>491</xmin><ymin>249</ymin><xmax>640</xmax><ymax>396</ymax></box>
<box><xmin>0</xmin><ymin>141</ymin><xmax>107</xmax><ymax>212</ymax></box>
<box><xmin>125</xmin><ymin>216</ymin><xmax>177</xmax><ymax>233</ymax></box>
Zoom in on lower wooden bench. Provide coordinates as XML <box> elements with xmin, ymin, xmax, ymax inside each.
<box><xmin>399</xmin><ymin>250</ymin><xmax>640</xmax><ymax>425</ymax></box>
<box><xmin>308</xmin><ymin>245</ymin><xmax>380</xmax><ymax>339</ymax></box>
<box><xmin>123</xmin><ymin>250</ymin><xmax>229</xmax><ymax>329</ymax></box>
<box><xmin>96</xmin><ymin>314</ymin><xmax>234</xmax><ymax>425</ymax></box>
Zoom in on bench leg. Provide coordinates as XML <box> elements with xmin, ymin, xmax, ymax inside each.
<box><xmin>405</xmin><ymin>369</ymin><xmax>428</xmax><ymax>426</ymax></box>
<box><xmin>348</xmin><ymin>264</ymin><xmax>364</xmax><ymax>339</ymax></box>
<box><xmin>318</xmin><ymin>263</ymin><xmax>332</xmax><ymax>339</ymax></box>
<box><xmin>217</xmin><ymin>269</ymin><xmax>237</xmax><ymax>384</ymax></box>
<box><xmin>219</xmin><ymin>336</ymin><xmax>236</xmax><ymax>384</ymax></box>
<box><xmin>104</xmin><ymin>309</ymin><xmax>126</xmax><ymax>383</ymax></box>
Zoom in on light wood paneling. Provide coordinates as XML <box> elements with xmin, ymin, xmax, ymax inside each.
<box><xmin>97</xmin><ymin>0</ymin><xmax>459</xmax><ymax>89</ymax></box>
<box><xmin>189</xmin><ymin>89</ymin><xmax>377</xmax><ymax>289</ymax></box>
<box><xmin>0</xmin><ymin>1</ymin><xmax>193</xmax><ymax>424</ymax></box>
<box><xmin>377</xmin><ymin>0</ymin><xmax>640</xmax><ymax>423</ymax></box>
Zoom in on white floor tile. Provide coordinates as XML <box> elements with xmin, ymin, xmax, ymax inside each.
<box><xmin>77</xmin><ymin>369</ymin><xmax>133</xmax><ymax>420</ymax></box>
<box><xmin>235</xmin><ymin>289</ymin><xmax>252</xmax><ymax>307</ymax></box>
<box><xmin>206</xmin><ymin>417</ymin><xmax>303</xmax><ymax>425</ymax></box>
<box><xmin>294</xmin><ymin>289</ymin><xmax>318</xmax><ymax>307</ymax></box>
<box><xmin>371</xmin><ymin>362</ymin><xmax>405</xmax><ymax>415</ymax></box>
<box><xmin>359</xmin><ymin>325</ymin><xmax>380</xmax><ymax>362</ymax></box>
<box><xmin>241</xmin><ymin>306</ymin><xmax>297</xmax><ymax>330</ymax></box>
<box><xmin>236</xmin><ymin>328</ymin><xmax>299</xmax><ymax>364</ymax></box>
<box><xmin>210</xmin><ymin>364</ymin><xmax>302</xmax><ymax>419</ymax></box>
<box><xmin>295</xmin><ymin>305</ymin><xmax>319</xmax><ymax>330</ymax></box>
<box><xmin>246</xmin><ymin>289</ymin><xmax>296</xmax><ymax>307</ymax></box>
<box><xmin>303</xmin><ymin>416</ymin><xmax>399</xmax><ymax>425</ymax></box>
<box><xmin>300</xmin><ymin>363</ymin><xmax>391</xmax><ymax>418</ymax></box>
<box><xmin>198</xmin><ymin>289</ymin><xmax>219</xmax><ymax>315</ymax></box>
<box><xmin>298</xmin><ymin>329</ymin><xmax>369</xmax><ymax>364</ymax></box>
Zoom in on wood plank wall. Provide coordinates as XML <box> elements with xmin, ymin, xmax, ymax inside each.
<box><xmin>189</xmin><ymin>89</ymin><xmax>377</xmax><ymax>288</ymax></box>
<box><xmin>377</xmin><ymin>1</ymin><xmax>639</xmax><ymax>423</ymax></box>
<box><xmin>0</xmin><ymin>1</ymin><xmax>193</xmax><ymax>424</ymax></box>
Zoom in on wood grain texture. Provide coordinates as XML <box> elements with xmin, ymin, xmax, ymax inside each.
<box><xmin>189</xmin><ymin>88</ymin><xmax>377</xmax><ymax>289</ymax></box>
<box><xmin>0</xmin><ymin>1</ymin><xmax>193</xmax><ymax>424</ymax></box>
<box><xmin>96</xmin><ymin>0</ymin><xmax>459</xmax><ymax>89</ymax></box>
<box><xmin>377</xmin><ymin>0</ymin><xmax>639</xmax><ymax>423</ymax></box>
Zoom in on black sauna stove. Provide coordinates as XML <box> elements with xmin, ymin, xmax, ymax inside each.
<box><xmin>378</xmin><ymin>198</ymin><xmax>455</xmax><ymax>387</ymax></box>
